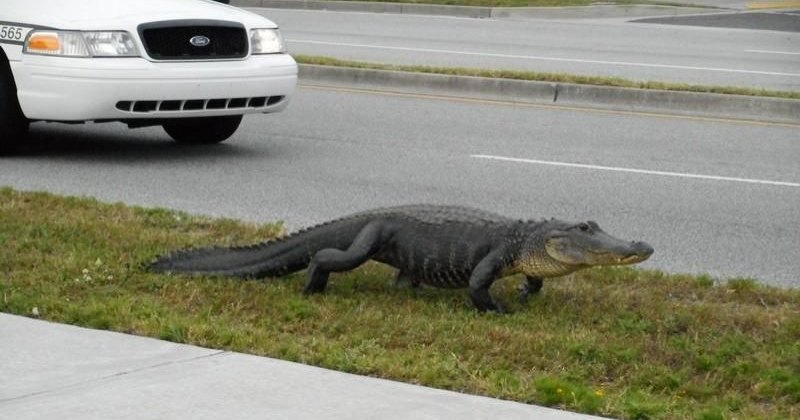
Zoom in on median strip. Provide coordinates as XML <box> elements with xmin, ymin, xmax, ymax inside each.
<box><xmin>296</xmin><ymin>58</ymin><xmax>800</xmax><ymax>124</ymax></box>
<box><xmin>293</xmin><ymin>43</ymin><xmax>800</xmax><ymax>79</ymax></box>
<box><xmin>748</xmin><ymin>0</ymin><xmax>800</xmax><ymax>9</ymax></box>
<box><xmin>295</xmin><ymin>55</ymin><xmax>800</xmax><ymax>100</ymax></box>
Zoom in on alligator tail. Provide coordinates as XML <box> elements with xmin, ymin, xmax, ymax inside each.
<box><xmin>148</xmin><ymin>241</ymin><xmax>306</xmax><ymax>278</ymax></box>
<box><xmin>148</xmin><ymin>216</ymin><xmax>368</xmax><ymax>278</ymax></box>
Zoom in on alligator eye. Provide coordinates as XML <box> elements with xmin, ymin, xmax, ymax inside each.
<box><xmin>578</xmin><ymin>223</ymin><xmax>590</xmax><ymax>232</ymax></box>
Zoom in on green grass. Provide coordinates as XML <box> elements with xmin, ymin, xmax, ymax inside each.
<box><xmin>329</xmin><ymin>0</ymin><xmax>717</xmax><ymax>8</ymax></box>
<box><xmin>296</xmin><ymin>55</ymin><xmax>800</xmax><ymax>100</ymax></box>
<box><xmin>347</xmin><ymin>0</ymin><xmax>593</xmax><ymax>6</ymax></box>
<box><xmin>1</xmin><ymin>187</ymin><xmax>799</xmax><ymax>419</ymax></box>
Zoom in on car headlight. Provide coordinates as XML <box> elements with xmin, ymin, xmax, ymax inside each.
<box><xmin>24</xmin><ymin>30</ymin><xmax>138</xmax><ymax>57</ymax></box>
<box><xmin>83</xmin><ymin>32</ymin><xmax>138</xmax><ymax>57</ymax></box>
<box><xmin>250</xmin><ymin>28</ymin><xmax>285</xmax><ymax>54</ymax></box>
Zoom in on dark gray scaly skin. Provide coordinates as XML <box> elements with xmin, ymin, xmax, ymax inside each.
<box><xmin>149</xmin><ymin>205</ymin><xmax>654</xmax><ymax>312</ymax></box>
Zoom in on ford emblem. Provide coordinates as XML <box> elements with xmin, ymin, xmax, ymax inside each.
<box><xmin>189</xmin><ymin>35</ymin><xmax>211</xmax><ymax>47</ymax></box>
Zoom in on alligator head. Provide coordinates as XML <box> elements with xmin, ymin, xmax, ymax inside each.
<box><xmin>516</xmin><ymin>220</ymin><xmax>654</xmax><ymax>278</ymax></box>
<box><xmin>545</xmin><ymin>220</ymin><xmax>653</xmax><ymax>266</ymax></box>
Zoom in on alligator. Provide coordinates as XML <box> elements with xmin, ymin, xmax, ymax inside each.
<box><xmin>149</xmin><ymin>205</ymin><xmax>654</xmax><ymax>312</ymax></box>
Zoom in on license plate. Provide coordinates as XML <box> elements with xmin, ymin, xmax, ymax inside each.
<box><xmin>0</xmin><ymin>24</ymin><xmax>33</xmax><ymax>44</ymax></box>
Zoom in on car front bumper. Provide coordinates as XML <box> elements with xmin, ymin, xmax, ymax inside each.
<box><xmin>11</xmin><ymin>53</ymin><xmax>297</xmax><ymax>121</ymax></box>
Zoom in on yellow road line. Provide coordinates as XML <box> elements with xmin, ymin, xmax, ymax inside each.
<box><xmin>299</xmin><ymin>83</ymin><xmax>800</xmax><ymax>129</ymax></box>
<box><xmin>748</xmin><ymin>0</ymin><xmax>800</xmax><ymax>9</ymax></box>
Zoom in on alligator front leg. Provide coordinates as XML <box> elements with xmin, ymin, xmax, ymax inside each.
<box><xmin>468</xmin><ymin>251</ymin><xmax>505</xmax><ymax>312</ymax></box>
<box><xmin>305</xmin><ymin>222</ymin><xmax>387</xmax><ymax>295</ymax></box>
<box><xmin>518</xmin><ymin>276</ymin><xmax>544</xmax><ymax>304</ymax></box>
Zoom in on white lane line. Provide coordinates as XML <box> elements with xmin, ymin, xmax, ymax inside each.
<box><xmin>288</xmin><ymin>39</ymin><xmax>800</xmax><ymax>78</ymax></box>
<box><xmin>745</xmin><ymin>49</ymin><xmax>800</xmax><ymax>55</ymax></box>
<box><xmin>471</xmin><ymin>154</ymin><xmax>800</xmax><ymax>188</ymax></box>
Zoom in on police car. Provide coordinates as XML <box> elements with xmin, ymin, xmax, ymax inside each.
<box><xmin>0</xmin><ymin>0</ymin><xmax>297</xmax><ymax>152</ymax></box>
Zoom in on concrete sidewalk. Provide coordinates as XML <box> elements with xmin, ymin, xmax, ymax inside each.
<box><xmin>0</xmin><ymin>313</ymin><xmax>604</xmax><ymax>420</ymax></box>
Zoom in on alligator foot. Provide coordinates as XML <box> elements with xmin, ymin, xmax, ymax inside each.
<box><xmin>469</xmin><ymin>290</ymin><xmax>505</xmax><ymax>313</ymax></box>
<box><xmin>493</xmin><ymin>302</ymin><xmax>507</xmax><ymax>314</ymax></box>
<box><xmin>518</xmin><ymin>276</ymin><xmax>544</xmax><ymax>304</ymax></box>
<box><xmin>304</xmin><ymin>262</ymin><xmax>329</xmax><ymax>294</ymax></box>
<box><xmin>393</xmin><ymin>270</ymin><xmax>420</xmax><ymax>289</ymax></box>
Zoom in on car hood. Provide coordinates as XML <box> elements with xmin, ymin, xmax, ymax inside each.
<box><xmin>3</xmin><ymin>0</ymin><xmax>277</xmax><ymax>30</ymax></box>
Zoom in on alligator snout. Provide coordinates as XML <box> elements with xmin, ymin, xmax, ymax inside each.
<box><xmin>621</xmin><ymin>241</ymin><xmax>654</xmax><ymax>264</ymax></box>
<box><xmin>634</xmin><ymin>241</ymin><xmax>654</xmax><ymax>256</ymax></box>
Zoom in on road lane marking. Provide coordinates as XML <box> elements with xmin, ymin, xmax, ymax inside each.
<box><xmin>300</xmin><ymin>84</ymin><xmax>800</xmax><ymax>129</ymax></box>
<box><xmin>471</xmin><ymin>154</ymin><xmax>800</xmax><ymax>188</ymax></box>
<box><xmin>745</xmin><ymin>49</ymin><xmax>800</xmax><ymax>56</ymax></box>
<box><xmin>289</xmin><ymin>39</ymin><xmax>800</xmax><ymax>78</ymax></box>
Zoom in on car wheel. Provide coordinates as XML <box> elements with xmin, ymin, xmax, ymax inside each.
<box><xmin>162</xmin><ymin>115</ymin><xmax>243</xmax><ymax>145</ymax></box>
<box><xmin>0</xmin><ymin>55</ymin><xmax>29</xmax><ymax>154</ymax></box>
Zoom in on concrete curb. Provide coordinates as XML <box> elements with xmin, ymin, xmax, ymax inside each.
<box><xmin>492</xmin><ymin>5</ymin><xmax>724</xmax><ymax>19</ymax></box>
<box><xmin>234</xmin><ymin>0</ymin><xmax>492</xmax><ymax>18</ymax></box>
<box><xmin>299</xmin><ymin>64</ymin><xmax>800</xmax><ymax>124</ymax></box>
<box><xmin>231</xmin><ymin>0</ymin><xmax>721</xmax><ymax>19</ymax></box>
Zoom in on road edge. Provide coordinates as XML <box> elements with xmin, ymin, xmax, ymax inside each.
<box><xmin>299</xmin><ymin>64</ymin><xmax>800</xmax><ymax>124</ymax></box>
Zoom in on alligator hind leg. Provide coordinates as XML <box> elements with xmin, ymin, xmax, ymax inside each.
<box><xmin>304</xmin><ymin>222</ymin><xmax>387</xmax><ymax>295</ymax></box>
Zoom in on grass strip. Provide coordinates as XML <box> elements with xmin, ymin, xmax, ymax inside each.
<box><xmin>321</xmin><ymin>0</ymin><xmax>719</xmax><ymax>8</ymax></box>
<box><xmin>295</xmin><ymin>55</ymin><xmax>800</xmax><ymax>100</ymax></box>
<box><xmin>339</xmin><ymin>0</ymin><xmax>594</xmax><ymax>6</ymax></box>
<box><xmin>1</xmin><ymin>187</ymin><xmax>798</xmax><ymax>419</ymax></box>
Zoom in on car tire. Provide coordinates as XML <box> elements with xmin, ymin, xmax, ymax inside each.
<box><xmin>0</xmin><ymin>54</ymin><xmax>29</xmax><ymax>154</ymax></box>
<box><xmin>162</xmin><ymin>115</ymin><xmax>243</xmax><ymax>145</ymax></box>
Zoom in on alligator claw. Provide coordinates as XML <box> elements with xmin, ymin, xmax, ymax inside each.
<box><xmin>517</xmin><ymin>284</ymin><xmax>531</xmax><ymax>304</ymax></box>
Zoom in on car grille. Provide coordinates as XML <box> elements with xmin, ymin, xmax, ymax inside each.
<box><xmin>115</xmin><ymin>96</ymin><xmax>285</xmax><ymax>113</ymax></box>
<box><xmin>139</xmin><ymin>20</ymin><xmax>247</xmax><ymax>60</ymax></box>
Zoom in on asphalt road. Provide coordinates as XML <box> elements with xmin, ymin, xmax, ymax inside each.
<box><xmin>2</xmin><ymin>85</ymin><xmax>798</xmax><ymax>286</ymax></box>
<box><xmin>252</xmin><ymin>8</ymin><xmax>800</xmax><ymax>91</ymax></box>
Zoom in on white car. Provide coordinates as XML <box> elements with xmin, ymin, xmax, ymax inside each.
<box><xmin>0</xmin><ymin>0</ymin><xmax>297</xmax><ymax>152</ymax></box>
